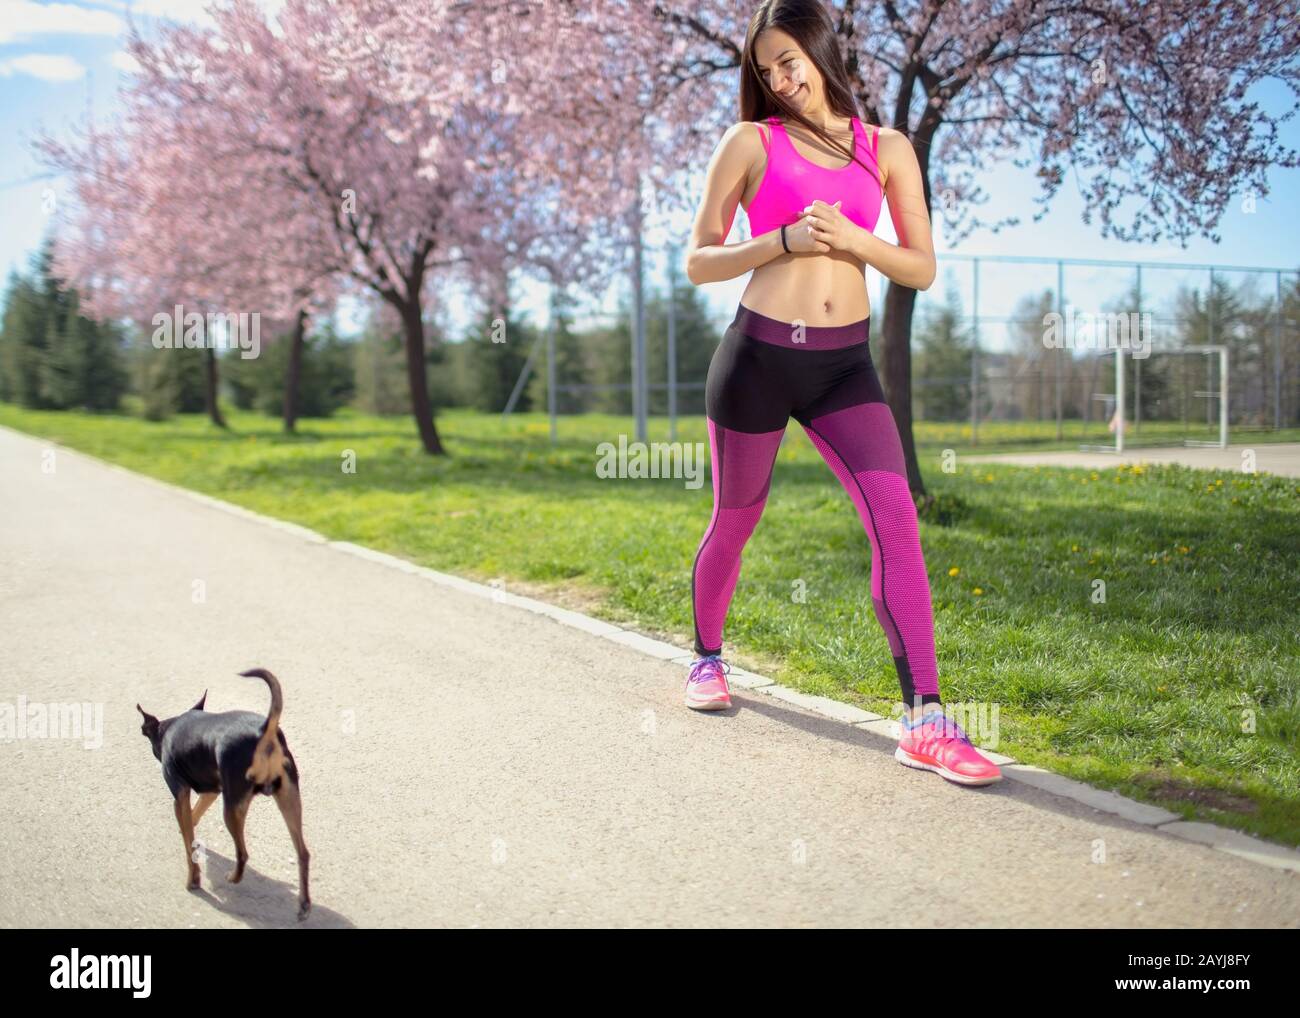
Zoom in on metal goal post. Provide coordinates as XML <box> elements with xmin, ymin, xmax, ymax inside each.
<box><xmin>1079</xmin><ymin>345</ymin><xmax>1229</xmax><ymax>453</ymax></box>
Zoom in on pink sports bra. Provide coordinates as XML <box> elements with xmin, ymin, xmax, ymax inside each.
<box><xmin>745</xmin><ymin>115</ymin><xmax>884</xmax><ymax>238</ymax></box>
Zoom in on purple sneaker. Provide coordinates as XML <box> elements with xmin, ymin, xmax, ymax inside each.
<box><xmin>685</xmin><ymin>654</ymin><xmax>732</xmax><ymax>711</ymax></box>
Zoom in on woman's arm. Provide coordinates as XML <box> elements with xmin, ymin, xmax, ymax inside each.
<box><xmin>806</xmin><ymin>126</ymin><xmax>937</xmax><ymax>291</ymax></box>
<box><xmin>683</xmin><ymin>122</ymin><xmax>826</xmax><ymax>286</ymax></box>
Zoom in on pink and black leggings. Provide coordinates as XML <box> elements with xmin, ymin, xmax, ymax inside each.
<box><xmin>691</xmin><ymin>304</ymin><xmax>943</xmax><ymax>708</ymax></box>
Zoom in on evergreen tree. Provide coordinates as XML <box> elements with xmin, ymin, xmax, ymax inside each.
<box><xmin>221</xmin><ymin>317</ymin><xmax>355</xmax><ymax>417</ymax></box>
<box><xmin>1008</xmin><ymin>289</ymin><xmax>1056</xmax><ymax>422</ymax></box>
<box><xmin>589</xmin><ymin>309</ymin><xmax>633</xmax><ymax>416</ymax></box>
<box><xmin>0</xmin><ymin>271</ymin><xmax>50</xmax><ymax>406</ymax></box>
<box><xmin>1163</xmin><ymin>276</ymin><xmax>1248</xmax><ymax>428</ymax></box>
<box><xmin>643</xmin><ymin>265</ymin><xmax>720</xmax><ymax>418</ymax></box>
<box><xmin>0</xmin><ymin>240</ymin><xmax>128</xmax><ymax>410</ymax></box>
<box><xmin>353</xmin><ymin>302</ymin><xmax>413</xmax><ymax>416</ymax></box>
<box><xmin>466</xmin><ymin>300</ymin><xmax>534</xmax><ymax>413</ymax></box>
<box><xmin>914</xmin><ymin>281</ymin><xmax>974</xmax><ymax>422</ymax></box>
<box><xmin>524</xmin><ymin>290</ymin><xmax>591</xmax><ymax>414</ymax></box>
<box><xmin>138</xmin><ymin>338</ymin><xmax>208</xmax><ymax>420</ymax></box>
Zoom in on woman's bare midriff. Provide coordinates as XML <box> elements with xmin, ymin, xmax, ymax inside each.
<box><xmin>740</xmin><ymin>249</ymin><xmax>870</xmax><ymax>325</ymax></box>
<box><xmin>735</xmin><ymin>121</ymin><xmax>873</xmax><ymax>326</ymax></box>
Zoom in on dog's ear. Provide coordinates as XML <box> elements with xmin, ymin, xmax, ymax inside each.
<box><xmin>136</xmin><ymin>703</ymin><xmax>160</xmax><ymax>736</ymax></box>
<box><xmin>192</xmin><ymin>690</ymin><xmax>207</xmax><ymax>711</ymax></box>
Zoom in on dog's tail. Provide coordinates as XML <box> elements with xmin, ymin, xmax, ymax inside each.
<box><xmin>240</xmin><ymin>668</ymin><xmax>287</xmax><ymax>786</ymax></box>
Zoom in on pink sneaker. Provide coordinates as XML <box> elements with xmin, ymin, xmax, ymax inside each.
<box><xmin>685</xmin><ymin>655</ymin><xmax>732</xmax><ymax>711</ymax></box>
<box><xmin>895</xmin><ymin>707</ymin><xmax>1002</xmax><ymax>786</ymax></box>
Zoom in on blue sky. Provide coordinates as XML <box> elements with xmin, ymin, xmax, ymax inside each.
<box><xmin>3</xmin><ymin>0</ymin><xmax>1297</xmax><ymax>352</ymax></box>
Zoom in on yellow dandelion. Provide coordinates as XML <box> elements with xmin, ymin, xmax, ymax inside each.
<box><xmin>973</xmin><ymin>587</ymin><xmax>984</xmax><ymax>595</ymax></box>
<box><xmin>948</xmin><ymin>567</ymin><xmax>960</xmax><ymax>577</ymax></box>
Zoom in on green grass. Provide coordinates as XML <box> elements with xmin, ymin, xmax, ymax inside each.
<box><xmin>3</xmin><ymin>402</ymin><xmax>1298</xmax><ymax>845</ymax></box>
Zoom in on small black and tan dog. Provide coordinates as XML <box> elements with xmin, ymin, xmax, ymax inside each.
<box><xmin>137</xmin><ymin>667</ymin><xmax>310</xmax><ymax>919</ymax></box>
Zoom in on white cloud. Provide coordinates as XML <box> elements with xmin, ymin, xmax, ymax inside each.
<box><xmin>75</xmin><ymin>0</ymin><xmax>272</xmax><ymax>30</ymax></box>
<box><xmin>135</xmin><ymin>0</ymin><xmax>224</xmax><ymax>15</ymax></box>
<box><xmin>109</xmin><ymin>48</ymin><xmax>139</xmax><ymax>74</ymax></box>
<box><xmin>100</xmin><ymin>0</ymin><xmax>217</xmax><ymax>25</ymax></box>
<box><xmin>0</xmin><ymin>2</ymin><xmax>124</xmax><ymax>44</ymax></box>
<box><xmin>1</xmin><ymin>1</ymin><xmax>287</xmax><ymax>47</ymax></box>
<box><xmin>0</xmin><ymin>53</ymin><xmax>87</xmax><ymax>82</ymax></box>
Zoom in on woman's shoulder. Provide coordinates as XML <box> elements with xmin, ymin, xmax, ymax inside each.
<box><xmin>870</xmin><ymin>123</ymin><xmax>905</xmax><ymax>149</ymax></box>
<box><xmin>719</xmin><ymin>120</ymin><xmax>774</xmax><ymax>151</ymax></box>
<box><xmin>710</xmin><ymin>121</ymin><xmax>774</xmax><ymax>176</ymax></box>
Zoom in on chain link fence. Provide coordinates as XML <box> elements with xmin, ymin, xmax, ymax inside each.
<box><xmin>513</xmin><ymin>253</ymin><xmax>1299</xmax><ymax>450</ymax></box>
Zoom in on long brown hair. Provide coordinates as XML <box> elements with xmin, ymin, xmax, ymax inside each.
<box><xmin>739</xmin><ymin>0</ymin><xmax>882</xmax><ymax>189</ymax></box>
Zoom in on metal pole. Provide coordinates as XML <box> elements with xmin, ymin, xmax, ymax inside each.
<box><xmin>1134</xmin><ymin>264</ymin><xmax>1142</xmax><ymax>436</ymax></box>
<box><xmin>1220</xmin><ymin>345</ymin><xmax>1229</xmax><ymax>447</ymax></box>
<box><xmin>932</xmin><ymin>252</ymin><xmax>1285</xmax><ymax>273</ymax></box>
<box><xmin>970</xmin><ymin>257</ymin><xmax>980</xmax><ymax>446</ymax></box>
<box><xmin>547</xmin><ymin>308</ymin><xmax>557</xmax><ymax>444</ymax></box>
<box><xmin>1275</xmin><ymin>271</ymin><xmax>1283</xmax><ymax>431</ymax></box>
<box><xmin>631</xmin><ymin>185</ymin><xmax>647</xmax><ymax>443</ymax></box>
<box><xmin>1207</xmin><ymin>268</ymin><xmax>1216</xmax><ymax>429</ymax></box>
<box><xmin>1056</xmin><ymin>260</ymin><xmax>1064</xmax><ymax>441</ymax></box>
<box><xmin>1115</xmin><ymin>343</ymin><xmax>1125</xmax><ymax>453</ymax></box>
<box><xmin>667</xmin><ymin>249</ymin><xmax>678</xmax><ymax>443</ymax></box>
<box><xmin>502</xmin><ymin>330</ymin><xmax>543</xmax><ymax>418</ymax></box>
<box><xmin>1181</xmin><ymin>344</ymin><xmax>1189</xmax><ymax>437</ymax></box>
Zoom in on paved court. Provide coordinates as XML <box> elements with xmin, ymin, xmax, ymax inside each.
<box><xmin>963</xmin><ymin>442</ymin><xmax>1300</xmax><ymax>476</ymax></box>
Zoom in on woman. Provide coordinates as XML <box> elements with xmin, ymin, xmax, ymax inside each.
<box><xmin>682</xmin><ymin>0</ymin><xmax>999</xmax><ymax>786</ymax></box>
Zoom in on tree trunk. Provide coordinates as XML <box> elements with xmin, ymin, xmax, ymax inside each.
<box><xmin>876</xmin><ymin>97</ymin><xmax>942</xmax><ymax>503</ymax></box>
<box><xmin>283</xmin><ymin>307</ymin><xmax>307</xmax><ymax>434</ymax></box>
<box><xmin>880</xmin><ymin>280</ymin><xmax>925</xmax><ymax>498</ymax></box>
<box><xmin>204</xmin><ymin>345</ymin><xmax>226</xmax><ymax>429</ymax></box>
<box><xmin>399</xmin><ymin>298</ymin><xmax>445</xmax><ymax>455</ymax></box>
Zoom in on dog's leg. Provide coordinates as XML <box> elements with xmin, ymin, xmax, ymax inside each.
<box><xmin>273</xmin><ymin>780</ymin><xmax>311</xmax><ymax>920</ymax></box>
<box><xmin>192</xmin><ymin>792</ymin><xmax>219</xmax><ymax>827</ymax></box>
<box><xmin>173</xmin><ymin>788</ymin><xmax>201</xmax><ymax>890</ymax></box>
<box><xmin>222</xmin><ymin>793</ymin><xmax>252</xmax><ymax>883</ymax></box>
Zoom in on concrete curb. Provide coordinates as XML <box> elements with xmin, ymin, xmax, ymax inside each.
<box><xmin>10</xmin><ymin>423</ymin><xmax>1299</xmax><ymax>875</ymax></box>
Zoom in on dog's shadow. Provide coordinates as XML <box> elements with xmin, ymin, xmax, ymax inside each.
<box><xmin>189</xmin><ymin>844</ymin><xmax>353</xmax><ymax>929</ymax></box>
